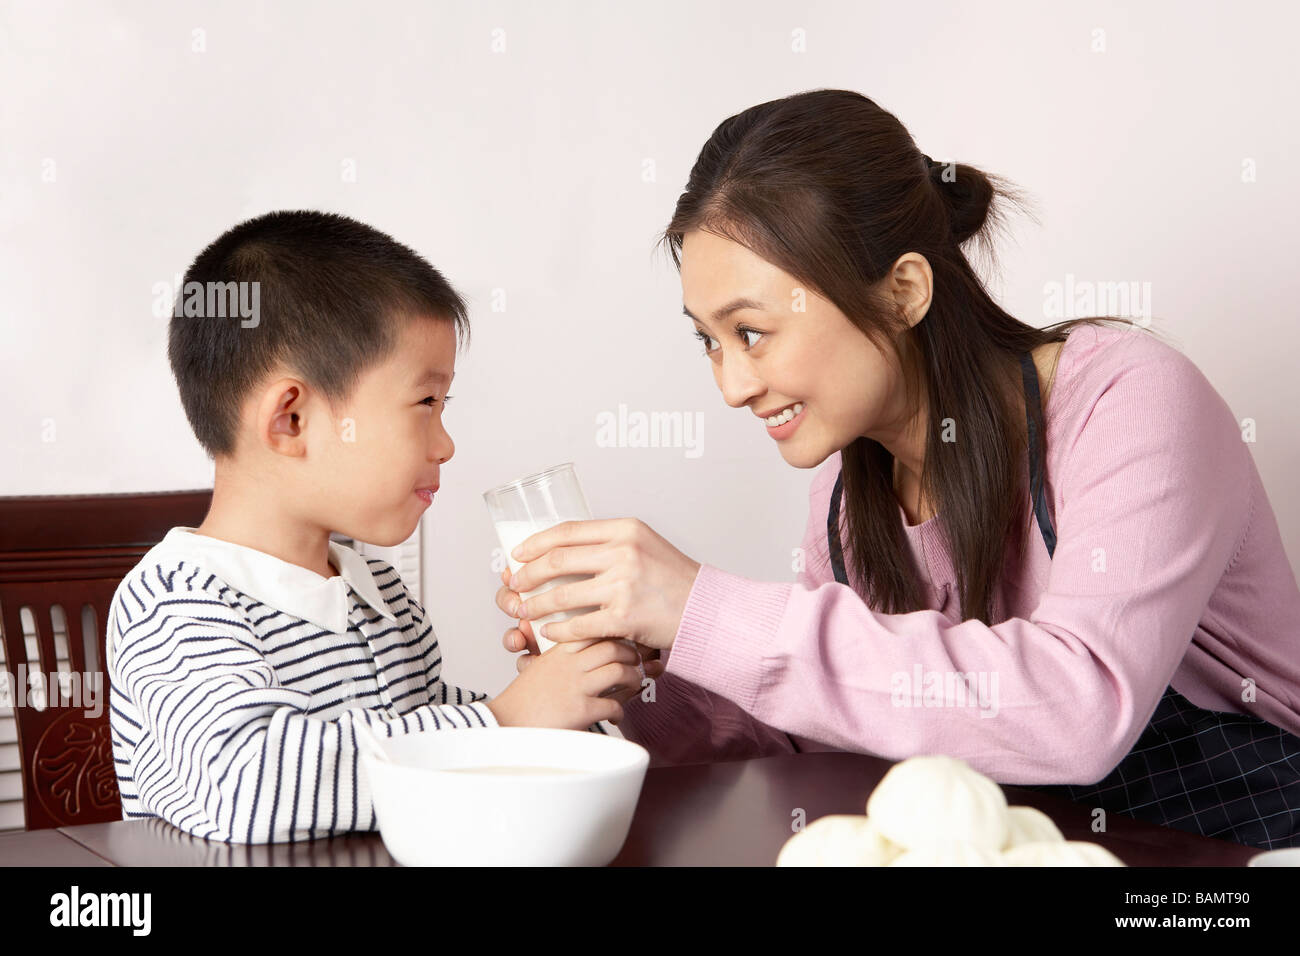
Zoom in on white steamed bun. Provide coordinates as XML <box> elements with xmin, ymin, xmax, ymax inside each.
<box><xmin>889</xmin><ymin>840</ymin><xmax>1005</xmax><ymax>866</ymax></box>
<box><xmin>866</xmin><ymin>754</ymin><xmax>1009</xmax><ymax>851</ymax></box>
<box><xmin>776</xmin><ymin>815</ymin><xmax>902</xmax><ymax>867</ymax></box>
<box><xmin>1002</xmin><ymin>804</ymin><xmax>1066</xmax><ymax>849</ymax></box>
<box><xmin>1002</xmin><ymin>841</ymin><xmax>1125</xmax><ymax>866</ymax></box>
<box><xmin>770</xmin><ymin>755</ymin><xmax>1126</xmax><ymax>866</ymax></box>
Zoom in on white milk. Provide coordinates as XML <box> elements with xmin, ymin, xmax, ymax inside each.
<box><xmin>493</xmin><ymin>519</ymin><xmax>638</xmax><ymax>740</ymax></box>
<box><xmin>495</xmin><ymin>519</ymin><xmax>600</xmax><ymax>653</ymax></box>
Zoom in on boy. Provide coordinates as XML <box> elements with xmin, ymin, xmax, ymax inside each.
<box><xmin>106</xmin><ymin>210</ymin><xmax>647</xmax><ymax>844</ymax></box>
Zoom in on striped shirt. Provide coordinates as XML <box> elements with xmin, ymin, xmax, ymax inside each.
<box><xmin>106</xmin><ymin>527</ymin><xmax>503</xmax><ymax>844</ymax></box>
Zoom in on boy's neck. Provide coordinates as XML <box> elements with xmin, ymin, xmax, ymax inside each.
<box><xmin>196</xmin><ymin>467</ymin><xmax>337</xmax><ymax>579</ymax></box>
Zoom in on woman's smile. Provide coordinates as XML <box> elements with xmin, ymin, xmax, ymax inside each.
<box><xmin>763</xmin><ymin>401</ymin><xmax>806</xmax><ymax>439</ymax></box>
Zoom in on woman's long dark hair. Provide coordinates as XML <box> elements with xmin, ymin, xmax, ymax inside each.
<box><xmin>658</xmin><ymin>89</ymin><xmax>1155</xmax><ymax>625</ymax></box>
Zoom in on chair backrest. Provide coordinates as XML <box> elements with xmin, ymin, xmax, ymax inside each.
<box><xmin>0</xmin><ymin>491</ymin><xmax>211</xmax><ymax>831</ymax></box>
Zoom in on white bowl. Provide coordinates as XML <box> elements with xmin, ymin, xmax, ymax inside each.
<box><xmin>359</xmin><ymin>727</ymin><xmax>649</xmax><ymax>866</ymax></box>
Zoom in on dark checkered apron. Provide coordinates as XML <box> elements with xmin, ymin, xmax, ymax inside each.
<box><xmin>826</xmin><ymin>351</ymin><xmax>1300</xmax><ymax>849</ymax></box>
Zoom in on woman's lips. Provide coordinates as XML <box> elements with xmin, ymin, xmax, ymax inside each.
<box><xmin>765</xmin><ymin>404</ymin><xmax>806</xmax><ymax>440</ymax></box>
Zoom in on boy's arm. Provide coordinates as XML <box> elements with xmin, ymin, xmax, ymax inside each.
<box><xmin>110</xmin><ymin>588</ymin><xmax>497</xmax><ymax>846</ymax></box>
<box><xmin>408</xmin><ymin>595</ymin><xmax>610</xmax><ymax>735</ymax></box>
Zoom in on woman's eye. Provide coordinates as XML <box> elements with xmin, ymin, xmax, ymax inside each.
<box><xmin>693</xmin><ymin>325</ymin><xmax>763</xmax><ymax>355</ymax></box>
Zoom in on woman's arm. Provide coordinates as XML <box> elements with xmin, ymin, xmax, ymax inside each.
<box><xmin>611</xmin><ymin>467</ymin><xmax>845</xmax><ymax>767</ymax></box>
<box><xmin>658</xmin><ymin>353</ymin><xmax>1258</xmax><ymax>785</ymax></box>
<box><xmin>613</xmin><ymin>631</ymin><xmax>799</xmax><ymax>768</ymax></box>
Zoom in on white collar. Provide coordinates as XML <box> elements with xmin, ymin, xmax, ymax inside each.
<box><xmin>147</xmin><ymin>527</ymin><xmax>399</xmax><ymax>634</ymax></box>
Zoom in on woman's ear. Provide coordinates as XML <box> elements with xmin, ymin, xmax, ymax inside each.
<box><xmin>257</xmin><ymin>378</ymin><xmax>310</xmax><ymax>457</ymax></box>
<box><xmin>889</xmin><ymin>252</ymin><xmax>934</xmax><ymax>328</ymax></box>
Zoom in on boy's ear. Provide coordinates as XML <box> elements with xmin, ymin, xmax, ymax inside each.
<box><xmin>257</xmin><ymin>378</ymin><xmax>310</xmax><ymax>458</ymax></box>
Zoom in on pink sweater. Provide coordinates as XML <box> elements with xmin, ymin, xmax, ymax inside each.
<box><xmin>617</xmin><ymin>323</ymin><xmax>1300</xmax><ymax>785</ymax></box>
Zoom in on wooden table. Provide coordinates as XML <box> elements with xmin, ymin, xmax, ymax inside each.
<box><xmin>0</xmin><ymin>752</ymin><xmax>1263</xmax><ymax>866</ymax></box>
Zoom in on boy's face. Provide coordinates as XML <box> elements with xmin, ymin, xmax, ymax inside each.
<box><xmin>312</xmin><ymin>316</ymin><xmax>456</xmax><ymax>546</ymax></box>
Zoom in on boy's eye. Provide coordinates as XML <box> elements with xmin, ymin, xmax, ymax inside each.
<box><xmin>420</xmin><ymin>394</ymin><xmax>453</xmax><ymax>407</ymax></box>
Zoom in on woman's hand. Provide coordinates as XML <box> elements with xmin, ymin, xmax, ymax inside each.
<box><xmin>494</xmin><ymin>517</ymin><xmax>700</xmax><ymax>652</ymax></box>
<box><xmin>498</xmin><ymin>567</ymin><xmax>666</xmax><ymax>702</ymax></box>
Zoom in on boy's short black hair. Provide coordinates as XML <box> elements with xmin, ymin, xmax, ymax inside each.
<box><xmin>168</xmin><ymin>209</ymin><xmax>470</xmax><ymax>457</ymax></box>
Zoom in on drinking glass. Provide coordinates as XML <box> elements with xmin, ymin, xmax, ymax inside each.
<box><xmin>483</xmin><ymin>462</ymin><xmax>601</xmax><ymax>654</ymax></box>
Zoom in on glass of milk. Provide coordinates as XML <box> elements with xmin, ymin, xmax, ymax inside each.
<box><xmin>483</xmin><ymin>462</ymin><xmax>604</xmax><ymax>654</ymax></box>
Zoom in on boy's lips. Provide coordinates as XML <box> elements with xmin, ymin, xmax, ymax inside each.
<box><xmin>415</xmin><ymin>485</ymin><xmax>439</xmax><ymax>504</ymax></box>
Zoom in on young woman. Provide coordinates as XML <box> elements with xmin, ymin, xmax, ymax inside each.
<box><xmin>497</xmin><ymin>89</ymin><xmax>1300</xmax><ymax>850</ymax></box>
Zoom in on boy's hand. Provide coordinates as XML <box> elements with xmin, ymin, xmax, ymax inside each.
<box><xmin>486</xmin><ymin>636</ymin><xmax>645</xmax><ymax>730</ymax></box>
<box><xmin>497</xmin><ymin>567</ymin><xmax>664</xmax><ymax>697</ymax></box>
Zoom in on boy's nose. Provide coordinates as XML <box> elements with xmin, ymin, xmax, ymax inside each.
<box><xmin>434</xmin><ymin>426</ymin><xmax>454</xmax><ymax>464</ymax></box>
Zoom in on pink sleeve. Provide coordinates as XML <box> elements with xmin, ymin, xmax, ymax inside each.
<box><xmin>614</xmin><ymin>643</ymin><xmax>797</xmax><ymax>768</ymax></box>
<box><xmin>615</xmin><ymin>466</ymin><xmax>840</xmax><ymax>767</ymax></box>
<box><xmin>659</xmin><ymin>354</ymin><xmax>1254</xmax><ymax>785</ymax></box>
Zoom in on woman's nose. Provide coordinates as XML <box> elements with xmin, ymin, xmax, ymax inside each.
<box><xmin>715</xmin><ymin>355</ymin><xmax>765</xmax><ymax>409</ymax></box>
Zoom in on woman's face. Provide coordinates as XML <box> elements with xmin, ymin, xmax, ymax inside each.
<box><xmin>679</xmin><ymin>228</ymin><xmax>922</xmax><ymax>471</ymax></box>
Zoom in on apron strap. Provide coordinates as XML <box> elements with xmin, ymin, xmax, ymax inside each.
<box><xmin>827</xmin><ymin>472</ymin><xmax>848</xmax><ymax>586</ymax></box>
<box><xmin>1019</xmin><ymin>352</ymin><xmax>1057</xmax><ymax>559</ymax></box>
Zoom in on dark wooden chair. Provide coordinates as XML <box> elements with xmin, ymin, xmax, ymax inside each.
<box><xmin>0</xmin><ymin>491</ymin><xmax>211</xmax><ymax>831</ymax></box>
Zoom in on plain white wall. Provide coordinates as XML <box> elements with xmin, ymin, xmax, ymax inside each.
<box><xmin>3</xmin><ymin>0</ymin><xmax>1297</xmax><ymax>696</ymax></box>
